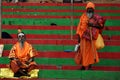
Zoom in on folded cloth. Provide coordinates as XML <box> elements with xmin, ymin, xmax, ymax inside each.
<box><xmin>0</xmin><ymin>44</ymin><xmax>4</xmax><ymax>57</ymax></box>
<box><xmin>82</xmin><ymin>27</ymin><xmax>99</xmax><ymax>40</ymax></box>
<box><xmin>0</xmin><ymin>68</ymin><xmax>14</xmax><ymax>78</ymax></box>
<box><xmin>74</xmin><ymin>43</ymin><xmax>80</xmax><ymax>52</ymax></box>
<box><xmin>0</xmin><ymin>68</ymin><xmax>39</xmax><ymax>78</ymax></box>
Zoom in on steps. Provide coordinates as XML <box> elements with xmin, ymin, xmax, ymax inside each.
<box><xmin>0</xmin><ymin>2</ymin><xmax>120</xmax><ymax>79</ymax></box>
<box><xmin>2</xmin><ymin>25</ymin><xmax>120</xmax><ymax>40</ymax></box>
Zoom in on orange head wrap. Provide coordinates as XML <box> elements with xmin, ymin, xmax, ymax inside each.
<box><xmin>86</xmin><ymin>2</ymin><xmax>95</xmax><ymax>9</ymax></box>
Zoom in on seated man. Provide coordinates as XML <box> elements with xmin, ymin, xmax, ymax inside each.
<box><xmin>9</xmin><ymin>32</ymin><xmax>37</xmax><ymax>77</ymax></box>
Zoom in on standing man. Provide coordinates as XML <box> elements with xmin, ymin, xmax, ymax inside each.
<box><xmin>75</xmin><ymin>2</ymin><xmax>105</xmax><ymax>70</ymax></box>
<box><xmin>9</xmin><ymin>32</ymin><xmax>38</xmax><ymax>77</ymax></box>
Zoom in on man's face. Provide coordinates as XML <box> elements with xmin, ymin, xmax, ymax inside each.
<box><xmin>87</xmin><ymin>8</ymin><xmax>94</xmax><ymax>18</ymax></box>
<box><xmin>18</xmin><ymin>33</ymin><xmax>25</xmax><ymax>43</ymax></box>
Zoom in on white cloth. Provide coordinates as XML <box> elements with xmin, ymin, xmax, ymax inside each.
<box><xmin>12</xmin><ymin>0</ymin><xmax>18</xmax><ymax>3</ymax></box>
<box><xmin>74</xmin><ymin>43</ymin><xmax>80</xmax><ymax>52</ymax></box>
<box><xmin>0</xmin><ymin>44</ymin><xmax>4</xmax><ymax>57</ymax></box>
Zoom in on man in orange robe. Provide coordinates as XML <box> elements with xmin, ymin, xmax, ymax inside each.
<box><xmin>9</xmin><ymin>32</ymin><xmax>37</xmax><ymax>77</ymax></box>
<box><xmin>75</xmin><ymin>2</ymin><xmax>104</xmax><ymax>70</ymax></box>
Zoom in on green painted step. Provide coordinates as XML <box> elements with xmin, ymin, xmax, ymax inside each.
<box><xmin>2</xmin><ymin>12</ymin><xmax>77</xmax><ymax>16</ymax></box>
<box><xmin>2</xmin><ymin>6</ymin><xmax>120</xmax><ymax>10</ymax></box>
<box><xmin>2</xmin><ymin>29</ymin><xmax>72</xmax><ymax>35</ymax></box>
<box><xmin>2</xmin><ymin>18</ymin><xmax>71</xmax><ymax>26</ymax></box>
<box><xmin>2</xmin><ymin>12</ymin><xmax>120</xmax><ymax>16</ymax></box>
<box><xmin>0</xmin><ymin>57</ymin><xmax>120</xmax><ymax>66</ymax></box>
<box><xmin>38</xmin><ymin>70</ymin><xmax>120</xmax><ymax>79</ymax></box>
<box><xmin>4</xmin><ymin>44</ymin><xmax>74</xmax><ymax>51</ymax></box>
<box><xmin>3</xmin><ymin>44</ymin><xmax>120</xmax><ymax>52</ymax></box>
<box><xmin>0</xmin><ymin>69</ymin><xmax>119</xmax><ymax>79</ymax></box>
<box><xmin>2</xmin><ymin>18</ymin><xmax>120</xmax><ymax>26</ymax></box>
<box><xmin>2</xmin><ymin>29</ymin><xmax>120</xmax><ymax>36</ymax></box>
<box><xmin>35</xmin><ymin>58</ymin><xmax>120</xmax><ymax>66</ymax></box>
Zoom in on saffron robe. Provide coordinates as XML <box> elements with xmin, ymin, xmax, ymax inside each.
<box><xmin>9</xmin><ymin>41</ymin><xmax>37</xmax><ymax>73</ymax></box>
<box><xmin>75</xmin><ymin>13</ymin><xmax>99</xmax><ymax>66</ymax></box>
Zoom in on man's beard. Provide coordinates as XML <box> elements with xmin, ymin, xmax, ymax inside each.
<box><xmin>87</xmin><ymin>12</ymin><xmax>94</xmax><ymax>19</ymax></box>
<box><xmin>19</xmin><ymin>40</ymin><xmax>25</xmax><ymax>48</ymax></box>
<box><xmin>20</xmin><ymin>41</ymin><xmax>24</xmax><ymax>48</ymax></box>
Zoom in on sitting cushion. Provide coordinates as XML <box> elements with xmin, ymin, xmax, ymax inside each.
<box><xmin>0</xmin><ymin>68</ymin><xmax>39</xmax><ymax>78</ymax></box>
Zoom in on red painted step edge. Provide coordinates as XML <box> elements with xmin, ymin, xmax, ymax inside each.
<box><xmin>2</xmin><ymin>15</ymin><xmax>120</xmax><ymax>19</ymax></box>
<box><xmin>0</xmin><ymin>39</ymin><xmax>120</xmax><ymax>46</ymax></box>
<box><xmin>3</xmin><ymin>9</ymin><xmax>120</xmax><ymax>13</ymax></box>
<box><xmin>0</xmin><ymin>64</ymin><xmax>120</xmax><ymax>71</ymax></box>
<box><xmin>62</xmin><ymin>66</ymin><xmax>120</xmax><ymax>71</ymax></box>
<box><xmin>2</xmin><ymin>2</ymin><xmax>120</xmax><ymax>7</ymax></box>
<box><xmin>2</xmin><ymin>25</ymin><xmax>75</xmax><ymax>30</ymax></box>
<box><xmin>2</xmin><ymin>50</ymin><xmax>120</xmax><ymax>59</ymax></box>
<box><xmin>11</xmin><ymin>34</ymin><xmax>73</xmax><ymax>39</ymax></box>
<box><xmin>2</xmin><ymin>25</ymin><xmax>120</xmax><ymax>31</ymax></box>
<box><xmin>0</xmin><ymin>39</ymin><xmax>77</xmax><ymax>45</ymax></box>
<box><xmin>1</xmin><ymin>34</ymin><xmax>120</xmax><ymax>40</ymax></box>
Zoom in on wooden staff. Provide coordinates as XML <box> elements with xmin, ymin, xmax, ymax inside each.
<box><xmin>0</xmin><ymin>0</ymin><xmax>1</xmax><ymax>39</ymax></box>
<box><xmin>89</xmin><ymin>27</ymin><xmax>96</xmax><ymax>62</ymax></box>
<box><xmin>70</xmin><ymin>0</ymin><xmax>74</xmax><ymax>40</ymax></box>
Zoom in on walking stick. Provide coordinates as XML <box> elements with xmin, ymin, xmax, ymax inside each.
<box><xmin>89</xmin><ymin>27</ymin><xmax>96</xmax><ymax>62</ymax></box>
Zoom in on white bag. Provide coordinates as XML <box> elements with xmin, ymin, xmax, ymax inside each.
<box><xmin>74</xmin><ymin>43</ymin><xmax>80</xmax><ymax>52</ymax></box>
<box><xmin>0</xmin><ymin>44</ymin><xmax>4</xmax><ymax>57</ymax></box>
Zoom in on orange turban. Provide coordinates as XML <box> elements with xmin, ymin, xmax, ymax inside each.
<box><xmin>86</xmin><ymin>2</ymin><xmax>95</xmax><ymax>9</ymax></box>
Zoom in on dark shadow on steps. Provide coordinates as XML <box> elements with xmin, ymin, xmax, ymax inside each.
<box><xmin>2</xmin><ymin>32</ymin><xmax>13</xmax><ymax>39</ymax></box>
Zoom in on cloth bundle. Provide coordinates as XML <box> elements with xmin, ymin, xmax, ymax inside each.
<box><xmin>82</xmin><ymin>27</ymin><xmax>99</xmax><ymax>40</ymax></box>
<box><xmin>95</xmin><ymin>34</ymin><xmax>105</xmax><ymax>50</ymax></box>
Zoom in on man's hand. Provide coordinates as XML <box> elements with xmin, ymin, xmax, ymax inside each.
<box><xmin>10</xmin><ymin>58</ymin><xmax>17</xmax><ymax>60</ymax></box>
<box><xmin>25</xmin><ymin>57</ymin><xmax>34</xmax><ymax>65</ymax></box>
<box><xmin>16</xmin><ymin>60</ymin><xmax>22</xmax><ymax>66</ymax></box>
<box><xmin>77</xmin><ymin>34</ymin><xmax>80</xmax><ymax>43</ymax></box>
<box><xmin>88</xmin><ymin>22</ymin><xmax>93</xmax><ymax>27</ymax></box>
<box><xmin>25</xmin><ymin>61</ymin><xmax>30</xmax><ymax>65</ymax></box>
